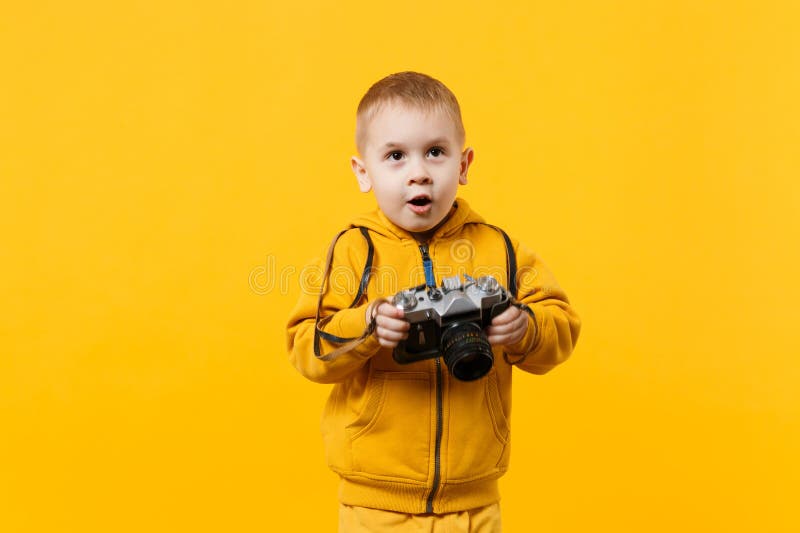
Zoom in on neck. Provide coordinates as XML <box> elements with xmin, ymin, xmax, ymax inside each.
<box><xmin>411</xmin><ymin>205</ymin><xmax>457</xmax><ymax>243</ymax></box>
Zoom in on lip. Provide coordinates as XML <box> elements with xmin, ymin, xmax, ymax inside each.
<box><xmin>407</xmin><ymin>194</ymin><xmax>432</xmax><ymax>215</ymax></box>
<box><xmin>407</xmin><ymin>202</ymin><xmax>432</xmax><ymax>215</ymax></box>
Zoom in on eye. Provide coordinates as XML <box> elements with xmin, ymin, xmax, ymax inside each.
<box><xmin>427</xmin><ymin>147</ymin><xmax>445</xmax><ymax>158</ymax></box>
<box><xmin>386</xmin><ymin>151</ymin><xmax>404</xmax><ymax>161</ymax></box>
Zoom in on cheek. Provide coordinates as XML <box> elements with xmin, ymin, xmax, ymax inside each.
<box><xmin>374</xmin><ymin>183</ymin><xmax>401</xmax><ymax>204</ymax></box>
<box><xmin>439</xmin><ymin>173</ymin><xmax>461</xmax><ymax>191</ymax></box>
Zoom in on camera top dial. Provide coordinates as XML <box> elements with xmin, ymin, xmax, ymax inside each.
<box><xmin>476</xmin><ymin>276</ymin><xmax>500</xmax><ymax>294</ymax></box>
<box><xmin>393</xmin><ymin>290</ymin><xmax>418</xmax><ymax>311</ymax></box>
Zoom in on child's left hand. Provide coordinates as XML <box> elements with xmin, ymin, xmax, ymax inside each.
<box><xmin>486</xmin><ymin>305</ymin><xmax>529</xmax><ymax>348</ymax></box>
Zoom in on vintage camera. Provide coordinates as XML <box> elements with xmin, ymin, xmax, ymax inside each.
<box><xmin>392</xmin><ymin>275</ymin><xmax>511</xmax><ymax>381</ymax></box>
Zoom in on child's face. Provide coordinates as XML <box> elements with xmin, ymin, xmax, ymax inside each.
<box><xmin>351</xmin><ymin>103</ymin><xmax>473</xmax><ymax>237</ymax></box>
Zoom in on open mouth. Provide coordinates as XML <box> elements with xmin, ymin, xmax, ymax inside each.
<box><xmin>408</xmin><ymin>195</ymin><xmax>432</xmax><ymax>207</ymax></box>
<box><xmin>407</xmin><ymin>195</ymin><xmax>432</xmax><ymax>215</ymax></box>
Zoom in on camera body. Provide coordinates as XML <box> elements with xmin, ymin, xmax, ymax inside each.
<box><xmin>392</xmin><ymin>275</ymin><xmax>511</xmax><ymax>381</ymax></box>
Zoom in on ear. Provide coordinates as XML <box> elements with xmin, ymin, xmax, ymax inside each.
<box><xmin>351</xmin><ymin>156</ymin><xmax>372</xmax><ymax>193</ymax></box>
<box><xmin>459</xmin><ymin>147</ymin><xmax>474</xmax><ymax>185</ymax></box>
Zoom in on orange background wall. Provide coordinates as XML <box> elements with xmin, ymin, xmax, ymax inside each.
<box><xmin>2</xmin><ymin>1</ymin><xmax>798</xmax><ymax>531</ymax></box>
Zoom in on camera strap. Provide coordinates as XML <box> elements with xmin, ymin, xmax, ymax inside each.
<box><xmin>477</xmin><ymin>223</ymin><xmax>518</xmax><ymax>298</ymax></box>
<box><xmin>313</xmin><ymin>226</ymin><xmax>382</xmax><ymax>361</ymax></box>
<box><xmin>472</xmin><ymin>223</ymin><xmax>538</xmax><ymax>366</ymax></box>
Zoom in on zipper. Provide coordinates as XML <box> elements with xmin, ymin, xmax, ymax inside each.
<box><xmin>418</xmin><ymin>242</ymin><xmax>443</xmax><ymax>513</ymax></box>
<box><xmin>426</xmin><ymin>357</ymin><xmax>444</xmax><ymax>513</ymax></box>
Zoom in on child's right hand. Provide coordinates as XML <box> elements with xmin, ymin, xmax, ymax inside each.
<box><xmin>371</xmin><ymin>302</ymin><xmax>410</xmax><ymax>348</ymax></box>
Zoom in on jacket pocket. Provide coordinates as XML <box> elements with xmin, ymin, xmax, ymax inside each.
<box><xmin>347</xmin><ymin>370</ymin><xmax>431</xmax><ymax>482</ymax></box>
<box><xmin>446</xmin><ymin>369</ymin><xmax>511</xmax><ymax>482</ymax></box>
<box><xmin>321</xmin><ymin>383</ymin><xmax>352</xmax><ymax>474</ymax></box>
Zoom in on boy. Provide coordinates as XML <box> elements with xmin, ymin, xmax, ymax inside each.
<box><xmin>286</xmin><ymin>72</ymin><xmax>580</xmax><ymax>532</ymax></box>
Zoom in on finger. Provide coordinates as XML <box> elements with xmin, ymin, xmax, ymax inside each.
<box><xmin>377</xmin><ymin>303</ymin><xmax>404</xmax><ymax>319</ymax></box>
<box><xmin>487</xmin><ymin>330</ymin><xmax>516</xmax><ymax>345</ymax></box>
<box><xmin>487</xmin><ymin>330</ymin><xmax>524</xmax><ymax>347</ymax></box>
<box><xmin>490</xmin><ymin>306</ymin><xmax>521</xmax><ymax>326</ymax></box>
<box><xmin>376</xmin><ymin>326</ymin><xmax>408</xmax><ymax>342</ymax></box>
<box><xmin>376</xmin><ymin>315</ymin><xmax>410</xmax><ymax>332</ymax></box>
<box><xmin>487</xmin><ymin>319</ymin><xmax>528</xmax><ymax>346</ymax></box>
<box><xmin>486</xmin><ymin>323</ymin><xmax>512</xmax><ymax>336</ymax></box>
<box><xmin>486</xmin><ymin>316</ymin><xmax>525</xmax><ymax>336</ymax></box>
<box><xmin>487</xmin><ymin>334</ymin><xmax>509</xmax><ymax>346</ymax></box>
<box><xmin>378</xmin><ymin>337</ymin><xmax>399</xmax><ymax>348</ymax></box>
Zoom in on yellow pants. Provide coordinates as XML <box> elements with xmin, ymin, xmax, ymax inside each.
<box><xmin>338</xmin><ymin>503</ymin><xmax>502</xmax><ymax>532</ymax></box>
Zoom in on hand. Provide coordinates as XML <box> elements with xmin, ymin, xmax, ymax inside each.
<box><xmin>486</xmin><ymin>305</ymin><xmax>529</xmax><ymax>348</ymax></box>
<box><xmin>370</xmin><ymin>302</ymin><xmax>410</xmax><ymax>348</ymax></box>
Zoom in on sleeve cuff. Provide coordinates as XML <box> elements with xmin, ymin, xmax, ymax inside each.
<box><xmin>321</xmin><ymin>304</ymin><xmax>381</xmax><ymax>359</ymax></box>
<box><xmin>503</xmin><ymin>306</ymin><xmax>539</xmax><ymax>356</ymax></box>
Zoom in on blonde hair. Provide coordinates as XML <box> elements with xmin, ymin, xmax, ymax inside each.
<box><xmin>355</xmin><ymin>72</ymin><xmax>465</xmax><ymax>153</ymax></box>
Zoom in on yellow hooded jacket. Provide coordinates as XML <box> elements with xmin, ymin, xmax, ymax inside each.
<box><xmin>286</xmin><ymin>198</ymin><xmax>581</xmax><ymax>514</ymax></box>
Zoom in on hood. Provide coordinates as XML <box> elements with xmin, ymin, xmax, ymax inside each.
<box><xmin>349</xmin><ymin>197</ymin><xmax>485</xmax><ymax>242</ymax></box>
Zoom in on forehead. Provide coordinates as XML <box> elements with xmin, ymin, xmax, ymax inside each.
<box><xmin>361</xmin><ymin>103</ymin><xmax>461</xmax><ymax>149</ymax></box>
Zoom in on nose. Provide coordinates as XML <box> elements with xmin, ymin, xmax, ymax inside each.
<box><xmin>407</xmin><ymin>158</ymin><xmax>432</xmax><ymax>186</ymax></box>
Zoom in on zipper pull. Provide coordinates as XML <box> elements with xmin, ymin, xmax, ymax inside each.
<box><xmin>418</xmin><ymin>243</ymin><xmax>439</xmax><ymax>298</ymax></box>
<box><xmin>419</xmin><ymin>243</ymin><xmax>431</xmax><ymax>261</ymax></box>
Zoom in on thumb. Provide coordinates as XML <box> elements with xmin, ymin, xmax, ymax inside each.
<box><xmin>382</xmin><ymin>302</ymin><xmax>404</xmax><ymax>318</ymax></box>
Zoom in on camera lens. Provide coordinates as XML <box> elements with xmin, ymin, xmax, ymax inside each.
<box><xmin>441</xmin><ymin>322</ymin><xmax>494</xmax><ymax>381</ymax></box>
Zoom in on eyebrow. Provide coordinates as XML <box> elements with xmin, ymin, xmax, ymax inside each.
<box><xmin>381</xmin><ymin>138</ymin><xmax>451</xmax><ymax>149</ymax></box>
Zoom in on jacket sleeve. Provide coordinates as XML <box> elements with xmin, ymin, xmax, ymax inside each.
<box><xmin>286</xmin><ymin>230</ymin><xmax>381</xmax><ymax>384</ymax></box>
<box><xmin>502</xmin><ymin>239</ymin><xmax>581</xmax><ymax>375</ymax></box>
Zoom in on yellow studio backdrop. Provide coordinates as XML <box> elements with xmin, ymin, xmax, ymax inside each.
<box><xmin>1</xmin><ymin>1</ymin><xmax>798</xmax><ymax>532</ymax></box>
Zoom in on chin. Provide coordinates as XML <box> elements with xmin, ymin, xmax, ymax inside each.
<box><xmin>389</xmin><ymin>211</ymin><xmax>440</xmax><ymax>235</ymax></box>
<box><xmin>397</xmin><ymin>223</ymin><xmax>428</xmax><ymax>234</ymax></box>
